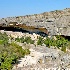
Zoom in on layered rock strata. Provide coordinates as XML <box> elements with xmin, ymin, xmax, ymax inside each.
<box><xmin>0</xmin><ymin>8</ymin><xmax>70</xmax><ymax>36</ymax></box>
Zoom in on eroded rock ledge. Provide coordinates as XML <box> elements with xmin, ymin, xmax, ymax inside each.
<box><xmin>0</xmin><ymin>8</ymin><xmax>70</xmax><ymax>36</ymax></box>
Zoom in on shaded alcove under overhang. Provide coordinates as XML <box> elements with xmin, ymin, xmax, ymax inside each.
<box><xmin>0</xmin><ymin>26</ymin><xmax>29</xmax><ymax>33</ymax></box>
<box><xmin>0</xmin><ymin>26</ymin><xmax>48</xmax><ymax>37</ymax></box>
<box><xmin>61</xmin><ymin>35</ymin><xmax>70</xmax><ymax>41</ymax></box>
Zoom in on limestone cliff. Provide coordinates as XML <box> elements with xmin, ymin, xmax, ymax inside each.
<box><xmin>0</xmin><ymin>8</ymin><xmax>70</xmax><ymax>36</ymax></box>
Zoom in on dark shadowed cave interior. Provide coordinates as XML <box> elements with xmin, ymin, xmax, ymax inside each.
<box><xmin>0</xmin><ymin>26</ymin><xmax>70</xmax><ymax>39</ymax></box>
<box><xmin>0</xmin><ymin>26</ymin><xmax>48</xmax><ymax>37</ymax></box>
<box><xmin>61</xmin><ymin>35</ymin><xmax>70</xmax><ymax>41</ymax></box>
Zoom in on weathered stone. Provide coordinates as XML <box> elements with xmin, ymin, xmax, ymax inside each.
<box><xmin>0</xmin><ymin>8</ymin><xmax>70</xmax><ymax>36</ymax></box>
<box><xmin>12</xmin><ymin>45</ymin><xmax>70</xmax><ymax>70</ymax></box>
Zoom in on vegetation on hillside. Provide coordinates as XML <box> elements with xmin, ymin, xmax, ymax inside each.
<box><xmin>0</xmin><ymin>31</ymin><xmax>70</xmax><ymax>69</ymax></box>
<box><xmin>37</xmin><ymin>37</ymin><xmax>44</xmax><ymax>46</ymax></box>
<box><xmin>0</xmin><ymin>32</ymin><xmax>30</xmax><ymax>70</ymax></box>
<box><xmin>15</xmin><ymin>36</ymin><xmax>34</xmax><ymax>44</ymax></box>
<box><xmin>37</xmin><ymin>35</ymin><xmax>69</xmax><ymax>52</ymax></box>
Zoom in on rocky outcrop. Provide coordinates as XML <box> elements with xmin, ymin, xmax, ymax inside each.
<box><xmin>1</xmin><ymin>30</ymin><xmax>70</xmax><ymax>70</ymax></box>
<box><xmin>0</xmin><ymin>8</ymin><xmax>70</xmax><ymax>36</ymax></box>
<box><xmin>12</xmin><ymin>46</ymin><xmax>70</xmax><ymax>70</ymax></box>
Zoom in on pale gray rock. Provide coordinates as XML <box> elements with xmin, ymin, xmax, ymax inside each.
<box><xmin>12</xmin><ymin>46</ymin><xmax>70</xmax><ymax>70</ymax></box>
<box><xmin>0</xmin><ymin>8</ymin><xmax>70</xmax><ymax>36</ymax></box>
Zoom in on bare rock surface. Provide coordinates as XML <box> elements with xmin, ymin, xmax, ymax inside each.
<box><xmin>12</xmin><ymin>46</ymin><xmax>70</xmax><ymax>70</ymax></box>
<box><xmin>0</xmin><ymin>8</ymin><xmax>70</xmax><ymax>36</ymax></box>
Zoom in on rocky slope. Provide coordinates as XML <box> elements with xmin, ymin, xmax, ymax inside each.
<box><xmin>0</xmin><ymin>30</ymin><xmax>70</xmax><ymax>70</ymax></box>
<box><xmin>0</xmin><ymin>8</ymin><xmax>70</xmax><ymax>36</ymax></box>
<box><xmin>12</xmin><ymin>46</ymin><xmax>70</xmax><ymax>70</ymax></box>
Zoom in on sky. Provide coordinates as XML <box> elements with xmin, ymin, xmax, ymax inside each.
<box><xmin>0</xmin><ymin>0</ymin><xmax>70</xmax><ymax>18</ymax></box>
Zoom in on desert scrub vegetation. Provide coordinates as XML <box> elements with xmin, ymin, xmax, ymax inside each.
<box><xmin>37</xmin><ymin>37</ymin><xmax>44</xmax><ymax>46</ymax></box>
<box><xmin>37</xmin><ymin>35</ymin><xmax>69</xmax><ymax>52</ymax></box>
<box><xmin>0</xmin><ymin>32</ymin><xmax>9</xmax><ymax>46</ymax></box>
<box><xmin>15</xmin><ymin>36</ymin><xmax>34</xmax><ymax>44</ymax></box>
<box><xmin>0</xmin><ymin>32</ymin><xmax>30</xmax><ymax>70</ymax></box>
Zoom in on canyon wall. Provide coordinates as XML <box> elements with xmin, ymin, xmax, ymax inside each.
<box><xmin>0</xmin><ymin>8</ymin><xmax>70</xmax><ymax>36</ymax></box>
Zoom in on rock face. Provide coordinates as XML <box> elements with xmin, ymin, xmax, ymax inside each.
<box><xmin>12</xmin><ymin>46</ymin><xmax>70</xmax><ymax>70</ymax></box>
<box><xmin>0</xmin><ymin>8</ymin><xmax>70</xmax><ymax>36</ymax></box>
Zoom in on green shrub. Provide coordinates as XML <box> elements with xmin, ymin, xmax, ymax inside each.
<box><xmin>0</xmin><ymin>41</ymin><xmax>30</xmax><ymax>70</ymax></box>
<box><xmin>44</xmin><ymin>37</ymin><xmax>56</xmax><ymax>48</ymax></box>
<box><xmin>0</xmin><ymin>32</ymin><xmax>9</xmax><ymax>46</ymax></box>
<box><xmin>37</xmin><ymin>37</ymin><xmax>44</xmax><ymax>45</ymax></box>
<box><xmin>15</xmin><ymin>37</ymin><xmax>21</xmax><ymax>42</ymax></box>
<box><xmin>43</xmin><ymin>35</ymin><xmax>69</xmax><ymax>52</ymax></box>
<box><xmin>20</xmin><ymin>36</ymin><xmax>25</xmax><ymax>43</ymax></box>
<box><xmin>44</xmin><ymin>37</ymin><xmax>50</xmax><ymax>47</ymax></box>
<box><xmin>15</xmin><ymin>36</ymin><xmax>34</xmax><ymax>44</ymax></box>
<box><xmin>56</xmin><ymin>36</ymin><xmax>68</xmax><ymax>49</ymax></box>
<box><xmin>61</xmin><ymin>46</ymin><xmax>66</xmax><ymax>52</ymax></box>
<box><xmin>24</xmin><ymin>37</ymin><xmax>34</xmax><ymax>44</ymax></box>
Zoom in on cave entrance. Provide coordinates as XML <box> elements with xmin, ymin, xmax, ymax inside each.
<box><xmin>0</xmin><ymin>26</ymin><xmax>30</xmax><ymax>33</ymax></box>
<box><xmin>0</xmin><ymin>26</ymin><xmax>48</xmax><ymax>37</ymax></box>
